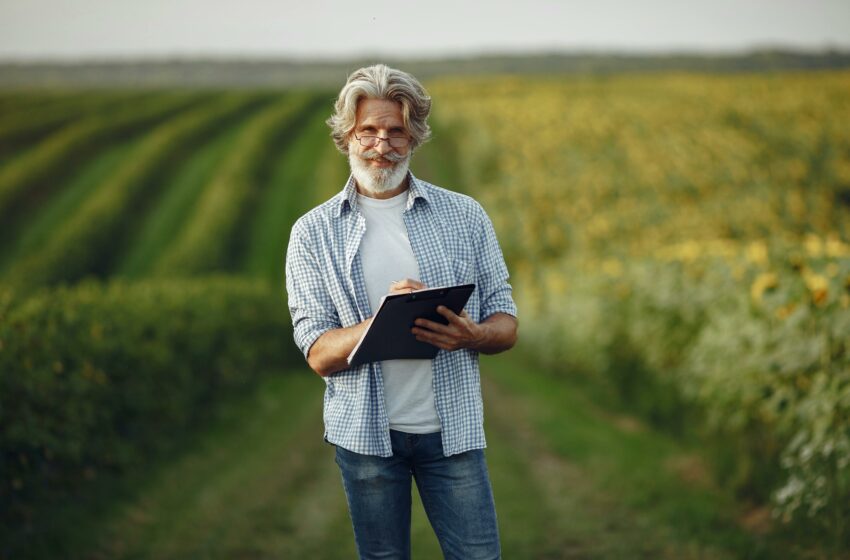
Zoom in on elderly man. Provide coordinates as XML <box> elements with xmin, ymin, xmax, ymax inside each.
<box><xmin>285</xmin><ymin>64</ymin><xmax>518</xmax><ymax>560</ymax></box>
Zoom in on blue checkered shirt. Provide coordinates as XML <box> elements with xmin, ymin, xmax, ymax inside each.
<box><xmin>285</xmin><ymin>172</ymin><xmax>517</xmax><ymax>457</ymax></box>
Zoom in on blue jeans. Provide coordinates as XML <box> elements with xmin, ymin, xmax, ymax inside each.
<box><xmin>334</xmin><ymin>430</ymin><xmax>501</xmax><ymax>560</ymax></box>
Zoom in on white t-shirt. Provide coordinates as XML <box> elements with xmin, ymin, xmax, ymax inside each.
<box><xmin>356</xmin><ymin>190</ymin><xmax>442</xmax><ymax>434</ymax></box>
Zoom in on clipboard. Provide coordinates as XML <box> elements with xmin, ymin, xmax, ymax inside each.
<box><xmin>347</xmin><ymin>283</ymin><xmax>475</xmax><ymax>367</ymax></box>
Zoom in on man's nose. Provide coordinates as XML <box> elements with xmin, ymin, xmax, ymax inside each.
<box><xmin>374</xmin><ymin>138</ymin><xmax>393</xmax><ymax>155</ymax></box>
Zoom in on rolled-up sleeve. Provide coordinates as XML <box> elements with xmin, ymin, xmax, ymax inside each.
<box><xmin>285</xmin><ymin>219</ymin><xmax>341</xmax><ymax>360</ymax></box>
<box><xmin>473</xmin><ymin>202</ymin><xmax>518</xmax><ymax>321</ymax></box>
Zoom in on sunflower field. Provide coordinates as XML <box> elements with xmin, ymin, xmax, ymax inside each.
<box><xmin>430</xmin><ymin>70</ymin><xmax>850</xmax><ymax>543</ymax></box>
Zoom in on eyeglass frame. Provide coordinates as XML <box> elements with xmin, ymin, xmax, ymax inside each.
<box><xmin>353</xmin><ymin>132</ymin><xmax>410</xmax><ymax>149</ymax></box>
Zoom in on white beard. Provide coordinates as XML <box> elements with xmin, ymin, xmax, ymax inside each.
<box><xmin>349</xmin><ymin>150</ymin><xmax>411</xmax><ymax>196</ymax></box>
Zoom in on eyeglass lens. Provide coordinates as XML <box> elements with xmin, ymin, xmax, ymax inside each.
<box><xmin>357</xmin><ymin>135</ymin><xmax>409</xmax><ymax>148</ymax></box>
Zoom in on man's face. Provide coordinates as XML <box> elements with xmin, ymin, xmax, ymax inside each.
<box><xmin>348</xmin><ymin>98</ymin><xmax>412</xmax><ymax>196</ymax></box>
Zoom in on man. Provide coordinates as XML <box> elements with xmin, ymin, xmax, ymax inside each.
<box><xmin>285</xmin><ymin>63</ymin><xmax>518</xmax><ymax>560</ymax></box>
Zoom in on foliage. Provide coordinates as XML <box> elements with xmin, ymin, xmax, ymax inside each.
<box><xmin>430</xmin><ymin>71</ymin><xmax>850</xmax><ymax>547</ymax></box>
<box><xmin>0</xmin><ymin>276</ymin><xmax>295</xmax><ymax>536</ymax></box>
<box><xmin>2</xmin><ymin>72</ymin><xmax>849</xmax><ymax>553</ymax></box>
<box><xmin>3</xmin><ymin>93</ymin><xmax>260</xmax><ymax>291</ymax></box>
<box><xmin>0</xmin><ymin>91</ymin><xmax>203</xmax><ymax>226</ymax></box>
<box><xmin>153</xmin><ymin>93</ymin><xmax>316</xmax><ymax>275</ymax></box>
<box><xmin>0</xmin><ymin>90</ymin><xmax>142</xmax><ymax>151</ymax></box>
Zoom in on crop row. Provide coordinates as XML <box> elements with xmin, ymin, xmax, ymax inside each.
<box><xmin>0</xmin><ymin>90</ymin><xmax>158</xmax><ymax>155</ymax></box>
<box><xmin>153</xmin><ymin>93</ymin><xmax>320</xmax><ymax>276</ymax></box>
<box><xmin>240</xmin><ymin>104</ymin><xmax>348</xmax><ymax>286</ymax></box>
<box><xmin>3</xmin><ymin>93</ymin><xmax>262</xmax><ymax>291</ymax></box>
<box><xmin>0</xmin><ymin>91</ymin><xmax>208</xmax><ymax>237</ymax></box>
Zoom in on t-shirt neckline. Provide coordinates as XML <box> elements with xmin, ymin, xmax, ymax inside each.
<box><xmin>357</xmin><ymin>188</ymin><xmax>408</xmax><ymax>208</ymax></box>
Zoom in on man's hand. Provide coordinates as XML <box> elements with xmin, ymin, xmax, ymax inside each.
<box><xmin>388</xmin><ymin>278</ymin><xmax>426</xmax><ymax>296</ymax></box>
<box><xmin>390</xmin><ymin>279</ymin><xmax>480</xmax><ymax>351</ymax></box>
<box><xmin>411</xmin><ymin>306</ymin><xmax>489</xmax><ymax>352</ymax></box>
<box><xmin>412</xmin><ymin>305</ymin><xmax>517</xmax><ymax>354</ymax></box>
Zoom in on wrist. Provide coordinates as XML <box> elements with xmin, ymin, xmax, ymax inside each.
<box><xmin>470</xmin><ymin>321</ymin><xmax>490</xmax><ymax>352</ymax></box>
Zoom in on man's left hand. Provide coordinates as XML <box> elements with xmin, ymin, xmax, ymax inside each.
<box><xmin>411</xmin><ymin>306</ymin><xmax>485</xmax><ymax>352</ymax></box>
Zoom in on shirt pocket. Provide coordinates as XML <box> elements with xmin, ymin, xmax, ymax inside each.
<box><xmin>452</xmin><ymin>258</ymin><xmax>474</xmax><ymax>284</ymax></box>
<box><xmin>452</xmin><ymin>258</ymin><xmax>480</xmax><ymax>320</ymax></box>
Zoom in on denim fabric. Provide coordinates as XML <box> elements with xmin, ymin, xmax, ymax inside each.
<box><xmin>334</xmin><ymin>429</ymin><xmax>501</xmax><ymax>560</ymax></box>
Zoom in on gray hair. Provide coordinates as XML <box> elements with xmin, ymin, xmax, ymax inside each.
<box><xmin>327</xmin><ymin>64</ymin><xmax>432</xmax><ymax>154</ymax></box>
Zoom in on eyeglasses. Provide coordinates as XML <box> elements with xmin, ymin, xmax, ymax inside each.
<box><xmin>353</xmin><ymin>132</ymin><xmax>410</xmax><ymax>149</ymax></box>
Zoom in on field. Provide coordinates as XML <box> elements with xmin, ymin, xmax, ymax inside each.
<box><xmin>1</xmin><ymin>70</ymin><xmax>849</xmax><ymax>558</ymax></box>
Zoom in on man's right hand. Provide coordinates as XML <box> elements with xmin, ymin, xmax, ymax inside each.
<box><xmin>388</xmin><ymin>278</ymin><xmax>426</xmax><ymax>296</ymax></box>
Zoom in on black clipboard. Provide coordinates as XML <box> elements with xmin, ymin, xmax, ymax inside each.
<box><xmin>347</xmin><ymin>283</ymin><xmax>475</xmax><ymax>367</ymax></box>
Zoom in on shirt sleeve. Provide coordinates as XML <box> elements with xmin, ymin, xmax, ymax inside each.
<box><xmin>473</xmin><ymin>201</ymin><xmax>518</xmax><ymax>321</ymax></box>
<box><xmin>285</xmin><ymin>219</ymin><xmax>342</xmax><ymax>360</ymax></box>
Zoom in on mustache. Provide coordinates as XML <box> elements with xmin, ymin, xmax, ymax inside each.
<box><xmin>358</xmin><ymin>148</ymin><xmax>408</xmax><ymax>163</ymax></box>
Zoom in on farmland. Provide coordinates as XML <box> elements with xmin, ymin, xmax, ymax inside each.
<box><xmin>427</xmin><ymin>71</ymin><xmax>850</xmax><ymax>543</ymax></box>
<box><xmin>1</xmin><ymin>70</ymin><xmax>849</xmax><ymax>558</ymax></box>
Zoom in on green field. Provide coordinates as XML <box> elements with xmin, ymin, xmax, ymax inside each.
<box><xmin>1</xmin><ymin>73</ymin><xmax>848</xmax><ymax>559</ymax></box>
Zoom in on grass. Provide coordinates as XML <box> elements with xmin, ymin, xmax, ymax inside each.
<box><xmin>11</xmin><ymin>370</ymin><xmax>347</xmax><ymax>560</ymax></box>
<box><xmin>94</xmin><ymin>371</ymin><xmax>332</xmax><ymax>559</ymax></box>
<box><xmin>240</xmin><ymin>101</ymin><xmax>348</xmax><ymax>285</ymax></box>
<box><xmin>146</xmin><ymin>94</ymin><xmax>319</xmax><ymax>277</ymax></box>
<box><xmin>10</xmin><ymin>350</ymin><xmax>790</xmax><ymax>559</ymax></box>
<box><xmin>3</xmin><ymin>93</ymin><xmax>260</xmax><ymax>290</ymax></box>
<box><xmin>481</xmin><ymin>348</ymin><xmax>780</xmax><ymax>559</ymax></box>
<box><xmin>1</xmin><ymin>90</ymin><xmax>822</xmax><ymax>559</ymax></box>
<box><xmin>113</xmin><ymin>97</ymin><xmax>275</xmax><ymax>279</ymax></box>
<box><xmin>0</xmin><ymin>137</ymin><xmax>141</xmax><ymax>275</ymax></box>
<box><xmin>0</xmin><ymin>91</ymin><xmax>154</xmax><ymax>162</ymax></box>
<box><xmin>409</xmin><ymin>111</ymin><xmax>464</xmax><ymax>194</ymax></box>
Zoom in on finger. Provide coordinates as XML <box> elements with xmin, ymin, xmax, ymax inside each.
<box><xmin>436</xmin><ymin>305</ymin><xmax>464</xmax><ymax>325</ymax></box>
<box><xmin>413</xmin><ymin>322</ymin><xmax>464</xmax><ymax>348</ymax></box>
<box><xmin>390</xmin><ymin>280</ymin><xmax>421</xmax><ymax>295</ymax></box>
<box><xmin>394</xmin><ymin>278</ymin><xmax>425</xmax><ymax>289</ymax></box>
<box><xmin>412</xmin><ymin>318</ymin><xmax>453</xmax><ymax>335</ymax></box>
<box><xmin>413</xmin><ymin>329</ymin><xmax>455</xmax><ymax>349</ymax></box>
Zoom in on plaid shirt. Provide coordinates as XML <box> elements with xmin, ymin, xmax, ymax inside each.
<box><xmin>285</xmin><ymin>172</ymin><xmax>517</xmax><ymax>457</ymax></box>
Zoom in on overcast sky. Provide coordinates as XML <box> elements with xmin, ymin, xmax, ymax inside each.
<box><xmin>1</xmin><ymin>0</ymin><xmax>848</xmax><ymax>61</ymax></box>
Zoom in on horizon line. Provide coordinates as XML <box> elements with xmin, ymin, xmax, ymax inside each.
<box><xmin>2</xmin><ymin>44</ymin><xmax>849</xmax><ymax>66</ymax></box>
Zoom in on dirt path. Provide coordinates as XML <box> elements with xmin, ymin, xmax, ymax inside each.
<box><xmin>77</xmin><ymin>361</ymin><xmax>754</xmax><ymax>559</ymax></box>
<box><xmin>482</xmin><ymin>373</ymin><xmax>723</xmax><ymax>559</ymax></box>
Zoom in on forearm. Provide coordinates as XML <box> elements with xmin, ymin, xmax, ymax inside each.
<box><xmin>471</xmin><ymin>313</ymin><xmax>518</xmax><ymax>355</ymax></box>
<box><xmin>307</xmin><ymin>318</ymin><xmax>373</xmax><ymax>377</ymax></box>
<box><xmin>304</xmin><ymin>279</ymin><xmax>427</xmax><ymax>377</ymax></box>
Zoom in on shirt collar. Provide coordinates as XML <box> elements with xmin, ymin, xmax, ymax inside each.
<box><xmin>337</xmin><ymin>170</ymin><xmax>430</xmax><ymax>216</ymax></box>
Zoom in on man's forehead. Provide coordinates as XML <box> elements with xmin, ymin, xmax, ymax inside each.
<box><xmin>356</xmin><ymin>98</ymin><xmax>404</xmax><ymax>124</ymax></box>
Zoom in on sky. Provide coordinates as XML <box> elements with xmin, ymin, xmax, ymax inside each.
<box><xmin>0</xmin><ymin>0</ymin><xmax>848</xmax><ymax>61</ymax></box>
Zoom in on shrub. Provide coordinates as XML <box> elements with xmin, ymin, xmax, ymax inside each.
<box><xmin>0</xmin><ymin>275</ymin><xmax>296</xmax><ymax>537</ymax></box>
